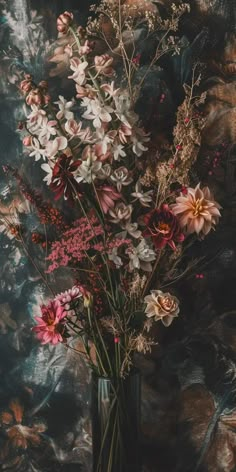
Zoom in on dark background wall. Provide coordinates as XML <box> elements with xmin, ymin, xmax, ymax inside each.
<box><xmin>0</xmin><ymin>1</ymin><xmax>236</xmax><ymax>471</ymax></box>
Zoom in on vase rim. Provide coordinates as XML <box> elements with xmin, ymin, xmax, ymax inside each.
<box><xmin>92</xmin><ymin>367</ymin><xmax>140</xmax><ymax>382</ymax></box>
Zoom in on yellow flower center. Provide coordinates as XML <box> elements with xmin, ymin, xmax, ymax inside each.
<box><xmin>192</xmin><ymin>198</ymin><xmax>204</xmax><ymax>217</ymax></box>
<box><xmin>156</xmin><ymin>222</ymin><xmax>170</xmax><ymax>234</ymax></box>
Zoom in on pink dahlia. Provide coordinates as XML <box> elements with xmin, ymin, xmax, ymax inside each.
<box><xmin>143</xmin><ymin>204</ymin><xmax>184</xmax><ymax>250</ymax></box>
<box><xmin>32</xmin><ymin>300</ymin><xmax>67</xmax><ymax>345</ymax></box>
<box><xmin>171</xmin><ymin>184</ymin><xmax>221</xmax><ymax>236</ymax></box>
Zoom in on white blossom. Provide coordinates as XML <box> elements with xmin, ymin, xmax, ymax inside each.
<box><xmin>69</xmin><ymin>57</ymin><xmax>88</xmax><ymax>86</ymax></box>
<box><xmin>94</xmin><ymin>127</ymin><xmax>116</xmax><ymax>155</ymax></box>
<box><xmin>65</xmin><ymin>119</ymin><xmax>83</xmax><ymax>137</ymax></box>
<box><xmin>41</xmin><ymin>162</ymin><xmax>53</xmax><ymax>185</ymax></box>
<box><xmin>82</xmin><ymin>97</ymin><xmax>113</xmax><ymax>128</ymax></box>
<box><xmin>110</xmin><ymin>167</ymin><xmax>132</xmax><ymax>192</ymax></box>
<box><xmin>75</xmin><ymin>154</ymin><xmax>102</xmax><ymax>183</ymax></box>
<box><xmin>101</xmin><ymin>81</ymin><xmax>120</xmax><ymax>97</ymax></box>
<box><xmin>46</xmin><ymin>136</ymin><xmax>68</xmax><ymax>159</ymax></box>
<box><xmin>109</xmin><ymin>203</ymin><xmax>133</xmax><ymax>225</ymax></box>
<box><xmin>131</xmin><ymin>181</ymin><xmax>153</xmax><ymax>207</ymax></box>
<box><xmin>27</xmin><ymin>105</ymin><xmax>46</xmax><ymax>132</ymax></box>
<box><xmin>97</xmin><ymin>163</ymin><xmax>112</xmax><ymax>180</ymax></box>
<box><xmin>112</xmin><ymin>142</ymin><xmax>126</xmax><ymax>161</ymax></box>
<box><xmin>55</xmin><ymin>95</ymin><xmax>74</xmax><ymax>120</ymax></box>
<box><xmin>29</xmin><ymin>138</ymin><xmax>46</xmax><ymax>161</ymax></box>
<box><xmin>108</xmin><ymin>247</ymin><xmax>123</xmax><ymax>268</ymax></box>
<box><xmin>114</xmin><ymin>92</ymin><xmax>138</xmax><ymax>126</ymax></box>
<box><xmin>38</xmin><ymin>119</ymin><xmax>57</xmax><ymax>142</ymax></box>
<box><xmin>131</xmin><ymin>127</ymin><xmax>150</xmax><ymax>157</ymax></box>
<box><xmin>128</xmin><ymin>240</ymin><xmax>156</xmax><ymax>272</ymax></box>
<box><xmin>124</xmin><ymin>222</ymin><xmax>142</xmax><ymax>239</ymax></box>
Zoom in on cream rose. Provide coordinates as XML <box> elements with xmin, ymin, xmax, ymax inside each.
<box><xmin>144</xmin><ymin>290</ymin><xmax>179</xmax><ymax>327</ymax></box>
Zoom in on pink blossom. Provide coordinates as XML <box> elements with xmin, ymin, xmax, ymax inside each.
<box><xmin>38</xmin><ymin>119</ymin><xmax>57</xmax><ymax>142</ymax></box>
<box><xmin>76</xmin><ymin>84</ymin><xmax>97</xmax><ymax>99</ymax></box>
<box><xmin>171</xmin><ymin>184</ymin><xmax>221</xmax><ymax>236</ymax></box>
<box><xmin>23</xmin><ymin>136</ymin><xmax>32</xmax><ymax>147</ymax></box>
<box><xmin>79</xmin><ymin>40</ymin><xmax>94</xmax><ymax>56</ymax></box>
<box><xmin>26</xmin><ymin>88</ymin><xmax>43</xmax><ymax>107</ymax></box>
<box><xmin>20</xmin><ymin>77</ymin><xmax>33</xmax><ymax>94</ymax></box>
<box><xmin>32</xmin><ymin>300</ymin><xmax>67</xmax><ymax>345</ymax></box>
<box><xmin>55</xmin><ymin>286</ymin><xmax>82</xmax><ymax>315</ymax></box>
<box><xmin>94</xmin><ymin>127</ymin><xmax>117</xmax><ymax>156</ymax></box>
<box><xmin>118</xmin><ymin>123</ymin><xmax>132</xmax><ymax>144</ymax></box>
<box><xmin>96</xmin><ymin>185</ymin><xmax>121</xmax><ymax>214</ymax></box>
<box><xmin>56</xmin><ymin>286</ymin><xmax>82</xmax><ymax>305</ymax></box>
<box><xmin>94</xmin><ymin>54</ymin><xmax>114</xmax><ymax>77</ymax></box>
<box><xmin>101</xmin><ymin>81</ymin><xmax>120</xmax><ymax>97</ymax></box>
<box><xmin>65</xmin><ymin>119</ymin><xmax>83</xmax><ymax>137</ymax></box>
<box><xmin>64</xmin><ymin>120</ymin><xmax>93</xmax><ymax>142</ymax></box>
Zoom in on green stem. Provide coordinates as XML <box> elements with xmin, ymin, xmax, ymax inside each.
<box><xmin>88</xmin><ymin>306</ymin><xmax>107</xmax><ymax>376</ymax></box>
<box><xmin>69</xmin><ymin>27</ymin><xmax>104</xmax><ymax>102</ymax></box>
<box><xmin>94</xmin><ymin>314</ymin><xmax>113</xmax><ymax>376</ymax></box>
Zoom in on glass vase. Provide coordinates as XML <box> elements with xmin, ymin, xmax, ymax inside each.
<box><xmin>91</xmin><ymin>370</ymin><xmax>141</xmax><ymax>472</ymax></box>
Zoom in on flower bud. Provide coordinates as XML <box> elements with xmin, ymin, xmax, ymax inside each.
<box><xmin>23</xmin><ymin>135</ymin><xmax>32</xmax><ymax>146</ymax></box>
<box><xmin>38</xmin><ymin>80</ymin><xmax>48</xmax><ymax>90</ymax></box>
<box><xmin>17</xmin><ymin>121</ymin><xmax>25</xmax><ymax>130</ymax></box>
<box><xmin>44</xmin><ymin>94</ymin><xmax>51</xmax><ymax>105</ymax></box>
<box><xmin>20</xmin><ymin>79</ymin><xmax>33</xmax><ymax>94</ymax></box>
<box><xmin>57</xmin><ymin>11</ymin><xmax>73</xmax><ymax>34</ymax></box>
<box><xmin>26</xmin><ymin>88</ymin><xmax>43</xmax><ymax>106</ymax></box>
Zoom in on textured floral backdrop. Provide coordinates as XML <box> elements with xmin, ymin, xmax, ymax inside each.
<box><xmin>1</xmin><ymin>1</ymin><xmax>236</xmax><ymax>471</ymax></box>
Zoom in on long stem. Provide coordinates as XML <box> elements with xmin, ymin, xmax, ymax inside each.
<box><xmin>142</xmin><ymin>249</ymin><xmax>162</xmax><ymax>297</ymax></box>
<box><xmin>94</xmin><ymin>314</ymin><xmax>113</xmax><ymax>376</ymax></box>
<box><xmin>88</xmin><ymin>306</ymin><xmax>108</xmax><ymax>376</ymax></box>
<box><xmin>18</xmin><ymin>230</ymin><xmax>55</xmax><ymax>297</ymax></box>
<box><xmin>69</xmin><ymin>27</ymin><xmax>104</xmax><ymax>102</ymax></box>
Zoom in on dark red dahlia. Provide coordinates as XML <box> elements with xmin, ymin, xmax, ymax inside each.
<box><xmin>50</xmin><ymin>154</ymin><xmax>81</xmax><ymax>203</ymax></box>
<box><xmin>143</xmin><ymin>204</ymin><xmax>184</xmax><ymax>250</ymax></box>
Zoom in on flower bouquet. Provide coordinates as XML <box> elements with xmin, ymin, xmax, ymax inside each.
<box><xmin>3</xmin><ymin>2</ymin><xmax>222</xmax><ymax>471</ymax></box>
